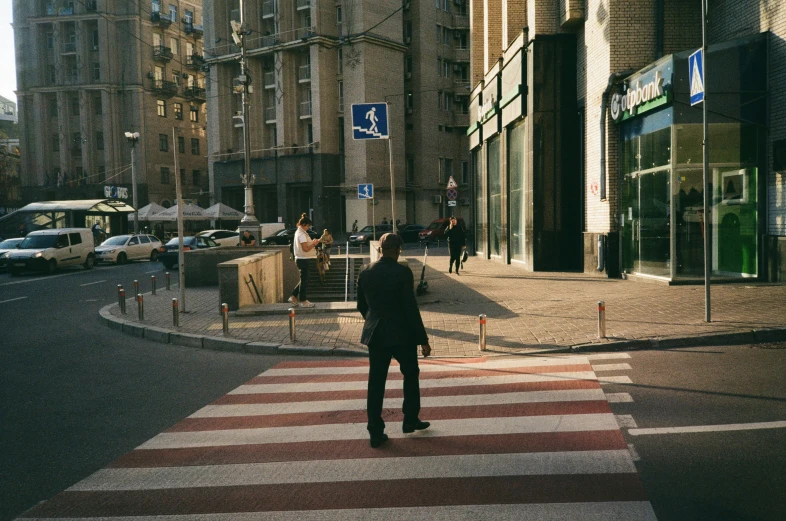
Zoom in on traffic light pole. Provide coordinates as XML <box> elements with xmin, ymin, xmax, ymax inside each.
<box><xmin>238</xmin><ymin>0</ymin><xmax>258</xmax><ymax>226</ymax></box>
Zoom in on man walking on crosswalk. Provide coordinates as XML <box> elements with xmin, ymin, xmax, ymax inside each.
<box><xmin>357</xmin><ymin>233</ymin><xmax>432</xmax><ymax>448</ymax></box>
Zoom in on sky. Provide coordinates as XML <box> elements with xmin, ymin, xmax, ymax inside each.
<box><xmin>0</xmin><ymin>1</ymin><xmax>16</xmax><ymax>103</ymax></box>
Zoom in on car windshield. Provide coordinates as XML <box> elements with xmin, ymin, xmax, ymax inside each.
<box><xmin>359</xmin><ymin>226</ymin><xmax>374</xmax><ymax>233</ymax></box>
<box><xmin>19</xmin><ymin>235</ymin><xmax>58</xmax><ymax>249</ymax></box>
<box><xmin>102</xmin><ymin>236</ymin><xmax>129</xmax><ymax>246</ymax></box>
<box><xmin>427</xmin><ymin>222</ymin><xmax>442</xmax><ymax>230</ymax></box>
<box><xmin>277</xmin><ymin>229</ymin><xmax>292</xmax><ymax>236</ymax></box>
<box><xmin>0</xmin><ymin>239</ymin><xmax>23</xmax><ymax>248</ymax></box>
<box><xmin>165</xmin><ymin>237</ymin><xmax>194</xmax><ymax>246</ymax></box>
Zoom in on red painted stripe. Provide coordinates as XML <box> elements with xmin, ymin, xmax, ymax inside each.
<box><xmin>214</xmin><ymin>379</ymin><xmax>601</xmax><ymax>405</ymax></box>
<box><xmin>168</xmin><ymin>401</ymin><xmax>612</xmax><ymax>432</ymax></box>
<box><xmin>272</xmin><ymin>358</ymin><xmax>490</xmax><ymax>369</ymax></box>
<box><xmin>110</xmin><ymin>430</ymin><xmax>627</xmax><ymax>468</ymax></box>
<box><xmin>26</xmin><ymin>474</ymin><xmax>648</xmax><ymax>517</ymax></box>
<box><xmin>247</xmin><ymin>364</ymin><xmax>592</xmax><ymax>385</ymax></box>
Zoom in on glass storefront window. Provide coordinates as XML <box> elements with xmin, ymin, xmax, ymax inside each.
<box><xmin>487</xmin><ymin>137</ymin><xmax>501</xmax><ymax>257</ymax></box>
<box><xmin>508</xmin><ymin>124</ymin><xmax>525</xmax><ymax>261</ymax></box>
<box><xmin>473</xmin><ymin>149</ymin><xmax>485</xmax><ymax>255</ymax></box>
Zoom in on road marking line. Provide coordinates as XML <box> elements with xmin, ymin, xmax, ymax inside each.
<box><xmin>627</xmin><ymin>443</ymin><xmax>641</xmax><ymax>462</ymax></box>
<box><xmin>584</xmin><ymin>353</ymin><xmax>632</xmax><ymax>360</ymax></box>
<box><xmin>592</xmin><ymin>363</ymin><xmax>632</xmax><ymax>372</ymax></box>
<box><xmin>145</xmin><ymin>269</ymin><xmax>160</xmax><ymax>274</ymax></box>
<box><xmin>0</xmin><ymin>271</ymin><xmax>83</xmax><ymax>286</ymax></box>
<box><xmin>605</xmin><ymin>393</ymin><xmax>634</xmax><ymax>403</ymax></box>
<box><xmin>0</xmin><ymin>296</ymin><xmax>27</xmax><ymax>305</ymax></box>
<box><xmin>615</xmin><ymin>414</ymin><xmax>638</xmax><ymax>429</ymax></box>
<box><xmin>629</xmin><ymin>420</ymin><xmax>786</xmax><ymax>436</ymax></box>
<box><xmin>80</xmin><ymin>280</ymin><xmax>107</xmax><ymax>287</ymax></box>
<box><xmin>598</xmin><ymin>376</ymin><xmax>633</xmax><ymax>385</ymax></box>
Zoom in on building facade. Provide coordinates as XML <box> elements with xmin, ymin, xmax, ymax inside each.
<box><xmin>204</xmin><ymin>0</ymin><xmax>470</xmax><ymax>233</ymax></box>
<box><xmin>469</xmin><ymin>0</ymin><xmax>786</xmax><ymax>282</ymax></box>
<box><xmin>12</xmin><ymin>0</ymin><xmax>208</xmax><ymax>211</ymax></box>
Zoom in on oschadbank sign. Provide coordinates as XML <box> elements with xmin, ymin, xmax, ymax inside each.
<box><xmin>610</xmin><ymin>59</ymin><xmax>673</xmax><ymax>123</ymax></box>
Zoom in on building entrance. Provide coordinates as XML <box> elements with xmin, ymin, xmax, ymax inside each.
<box><xmin>621</xmin><ymin>169</ymin><xmax>670</xmax><ymax>277</ymax></box>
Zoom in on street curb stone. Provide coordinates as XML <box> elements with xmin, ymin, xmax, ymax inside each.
<box><xmin>203</xmin><ymin>336</ymin><xmax>250</xmax><ymax>352</ymax></box>
<box><xmin>144</xmin><ymin>326</ymin><xmax>171</xmax><ymax>343</ymax></box>
<box><xmin>170</xmin><ymin>332</ymin><xmax>204</xmax><ymax>349</ymax></box>
<box><xmin>122</xmin><ymin>322</ymin><xmax>146</xmax><ymax>338</ymax></box>
<box><xmin>245</xmin><ymin>342</ymin><xmax>280</xmax><ymax>355</ymax></box>
<box><xmin>278</xmin><ymin>345</ymin><xmax>334</xmax><ymax>356</ymax></box>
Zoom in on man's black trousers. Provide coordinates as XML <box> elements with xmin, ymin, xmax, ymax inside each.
<box><xmin>367</xmin><ymin>343</ymin><xmax>421</xmax><ymax>435</ymax></box>
<box><xmin>449</xmin><ymin>245</ymin><xmax>463</xmax><ymax>273</ymax></box>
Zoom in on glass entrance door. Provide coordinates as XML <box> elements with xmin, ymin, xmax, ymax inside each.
<box><xmin>622</xmin><ymin>170</ymin><xmax>671</xmax><ymax>277</ymax></box>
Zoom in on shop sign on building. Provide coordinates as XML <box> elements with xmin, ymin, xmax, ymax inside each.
<box><xmin>104</xmin><ymin>185</ymin><xmax>129</xmax><ymax>199</ymax></box>
<box><xmin>610</xmin><ymin>71</ymin><xmax>667</xmax><ymax>122</ymax></box>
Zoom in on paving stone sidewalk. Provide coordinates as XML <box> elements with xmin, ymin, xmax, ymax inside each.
<box><xmin>103</xmin><ymin>250</ymin><xmax>786</xmax><ymax>357</ymax></box>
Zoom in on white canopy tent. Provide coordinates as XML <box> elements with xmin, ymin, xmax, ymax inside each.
<box><xmin>147</xmin><ymin>203</ymin><xmax>207</xmax><ymax>221</ymax></box>
<box><xmin>203</xmin><ymin>203</ymin><xmax>245</xmax><ymax>220</ymax></box>
<box><xmin>128</xmin><ymin>202</ymin><xmax>166</xmax><ymax>221</ymax></box>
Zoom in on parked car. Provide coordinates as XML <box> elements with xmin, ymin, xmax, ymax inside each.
<box><xmin>258</xmin><ymin>227</ymin><xmax>319</xmax><ymax>246</ymax></box>
<box><xmin>0</xmin><ymin>238</ymin><xmax>24</xmax><ymax>271</ymax></box>
<box><xmin>158</xmin><ymin>236</ymin><xmax>219</xmax><ymax>270</ymax></box>
<box><xmin>419</xmin><ymin>217</ymin><xmax>466</xmax><ymax>243</ymax></box>
<box><xmin>398</xmin><ymin>224</ymin><xmax>426</xmax><ymax>243</ymax></box>
<box><xmin>349</xmin><ymin>225</ymin><xmax>393</xmax><ymax>246</ymax></box>
<box><xmin>6</xmin><ymin>228</ymin><xmax>96</xmax><ymax>275</ymax></box>
<box><xmin>95</xmin><ymin>234</ymin><xmax>162</xmax><ymax>264</ymax></box>
<box><xmin>196</xmin><ymin>229</ymin><xmax>240</xmax><ymax>247</ymax></box>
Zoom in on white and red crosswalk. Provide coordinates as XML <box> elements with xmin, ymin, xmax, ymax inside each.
<box><xmin>19</xmin><ymin>355</ymin><xmax>656</xmax><ymax>520</ymax></box>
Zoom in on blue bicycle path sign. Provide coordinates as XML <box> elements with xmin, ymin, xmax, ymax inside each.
<box><xmin>351</xmin><ymin>103</ymin><xmax>389</xmax><ymax>140</ymax></box>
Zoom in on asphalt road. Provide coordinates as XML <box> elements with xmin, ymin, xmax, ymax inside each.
<box><xmin>0</xmin><ymin>260</ymin><xmax>286</xmax><ymax>521</ymax></box>
<box><xmin>604</xmin><ymin>346</ymin><xmax>786</xmax><ymax>521</ymax></box>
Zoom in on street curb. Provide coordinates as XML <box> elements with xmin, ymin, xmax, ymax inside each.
<box><xmin>570</xmin><ymin>327</ymin><xmax>786</xmax><ymax>352</ymax></box>
<box><xmin>203</xmin><ymin>336</ymin><xmax>251</xmax><ymax>352</ymax></box>
<box><xmin>278</xmin><ymin>344</ymin><xmax>334</xmax><ymax>356</ymax></box>
<box><xmin>170</xmin><ymin>332</ymin><xmax>204</xmax><ymax>349</ymax></box>
<box><xmin>245</xmin><ymin>342</ymin><xmax>280</xmax><ymax>355</ymax></box>
<box><xmin>144</xmin><ymin>326</ymin><xmax>171</xmax><ymax>343</ymax></box>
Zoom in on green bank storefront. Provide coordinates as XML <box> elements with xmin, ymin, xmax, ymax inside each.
<box><xmin>617</xmin><ymin>34</ymin><xmax>766</xmax><ymax>281</ymax></box>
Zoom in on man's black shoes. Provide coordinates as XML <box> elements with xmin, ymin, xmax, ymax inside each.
<box><xmin>402</xmin><ymin>420</ymin><xmax>431</xmax><ymax>433</ymax></box>
<box><xmin>369</xmin><ymin>433</ymin><xmax>389</xmax><ymax>448</ymax></box>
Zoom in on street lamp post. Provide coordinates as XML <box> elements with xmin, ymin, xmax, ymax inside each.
<box><xmin>124</xmin><ymin>131</ymin><xmax>140</xmax><ymax>234</ymax></box>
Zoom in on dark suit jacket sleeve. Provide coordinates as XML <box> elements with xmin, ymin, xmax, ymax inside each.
<box><xmin>357</xmin><ymin>274</ymin><xmax>368</xmax><ymax>319</ymax></box>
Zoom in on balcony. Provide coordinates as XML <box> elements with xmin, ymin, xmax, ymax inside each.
<box><xmin>454</xmin><ymin>79</ymin><xmax>471</xmax><ymax>92</ymax></box>
<box><xmin>453</xmin><ymin>112</ymin><xmax>469</xmax><ymax>127</ymax></box>
<box><xmin>151</xmin><ymin>79</ymin><xmax>178</xmax><ymax>97</ymax></box>
<box><xmin>185</xmin><ymin>22</ymin><xmax>204</xmax><ymax>38</ymax></box>
<box><xmin>265</xmin><ymin>106</ymin><xmax>276</xmax><ymax>123</ymax></box>
<box><xmin>296</xmin><ymin>26</ymin><xmax>315</xmax><ymax>40</ymax></box>
<box><xmin>296</xmin><ymin>0</ymin><xmax>311</xmax><ymax>10</ymax></box>
<box><xmin>151</xmin><ymin>11</ymin><xmax>172</xmax><ymax>27</ymax></box>
<box><xmin>184</xmin><ymin>86</ymin><xmax>206</xmax><ymax>102</ymax></box>
<box><xmin>299</xmin><ymin>100</ymin><xmax>312</xmax><ymax>118</ymax></box>
<box><xmin>186</xmin><ymin>53</ymin><xmax>205</xmax><ymax>70</ymax></box>
<box><xmin>58</xmin><ymin>6</ymin><xmax>75</xmax><ymax>16</ymax></box>
<box><xmin>452</xmin><ymin>15</ymin><xmax>469</xmax><ymax>29</ymax></box>
<box><xmin>264</xmin><ymin>71</ymin><xmax>276</xmax><ymax>88</ymax></box>
<box><xmin>262</xmin><ymin>0</ymin><xmax>275</xmax><ymax>18</ymax></box>
<box><xmin>298</xmin><ymin>65</ymin><xmax>311</xmax><ymax>82</ymax></box>
<box><xmin>85</xmin><ymin>0</ymin><xmax>97</xmax><ymax>12</ymax></box>
<box><xmin>454</xmin><ymin>47</ymin><xmax>470</xmax><ymax>63</ymax></box>
<box><xmin>153</xmin><ymin>45</ymin><xmax>173</xmax><ymax>62</ymax></box>
<box><xmin>61</xmin><ymin>41</ymin><xmax>77</xmax><ymax>54</ymax></box>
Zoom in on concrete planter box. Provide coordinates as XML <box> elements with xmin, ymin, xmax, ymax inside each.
<box><xmin>219</xmin><ymin>250</ymin><xmax>285</xmax><ymax>311</ymax></box>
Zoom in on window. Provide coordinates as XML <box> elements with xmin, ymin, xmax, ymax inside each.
<box><xmin>404</xmin><ymin>21</ymin><xmax>412</xmax><ymax>40</ymax></box>
<box><xmin>160</xmin><ymin>166</ymin><xmax>170</xmax><ymax>184</ymax></box>
<box><xmin>338</xmin><ymin>48</ymin><xmax>343</xmax><ymax>74</ymax></box>
<box><xmin>172</xmin><ymin>70</ymin><xmax>181</xmax><ymax>86</ymax></box>
<box><xmin>52</xmin><ymin>134</ymin><xmax>59</xmax><ymax>152</ymax></box>
<box><xmin>70</xmin><ymin>97</ymin><xmax>80</xmax><ymax>116</ymax></box>
<box><xmin>96</xmin><ymin>131</ymin><xmax>104</xmax><ymax>150</ymax></box>
<box><xmin>406</xmin><ymin>91</ymin><xmax>413</xmax><ymax>109</ymax></box>
<box><xmin>180</xmin><ymin>168</ymin><xmax>186</xmax><ymax>186</ymax></box>
<box><xmin>93</xmin><ymin>95</ymin><xmax>102</xmax><ymax>115</ymax></box>
<box><xmin>178</xmin><ymin>135</ymin><xmax>185</xmax><ymax>153</ymax></box>
<box><xmin>405</xmin><ymin>55</ymin><xmax>412</xmax><ymax>74</ymax></box>
<box><xmin>442</xmin><ymin>0</ymin><xmax>450</xmax><ymax>12</ymax></box>
<box><xmin>444</xmin><ymin>60</ymin><xmax>451</xmax><ymax>78</ymax></box>
<box><xmin>91</xmin><ymin>29</ymin><xmax>99</xmax><ymax>48</ymax></box>
<box><xmin>186</xmin><ymin>42</ymin><xmax>194</xmax><ymax>58</ymax></box>
<box><xmin>170</xmin><ymin>37</ymin><xmax>179</xmax><ymax>56</ymax></box>
<box><xmin>72</xmin><ymin>132</ymin><xmax>82</xmax><ymax>153</ymax></box>
<box><xmin>461</xmin><ymin>160</ymin><xmax>469</xmax><ymax>185</ymax></box>
<box><xmin>159</xmin><ymin>134</ymin><xmax>168</xmax><ymax>151</ymax></box>
<box><xmin>444</xmin><ymin>92</ymin><xmax>452</xmax><ymax>111</ymax></box>
<box><xmin>443</xmin><ymin>27</ymin><xmax>450</xmax><ymax>44</ymax></box>
<box><xmin>46</xmin><ymin>31</ymin><xmax>54</xmax><ymax>50</ymax></box>
<box><xmin>185</xmin><ymin>9</ymin><xmax>193</xmax><ymax>23</ymax></box>
<box><xmin>152</xmin><ymin>0</ymin><xmax>160</xmax><ymax>13</ymax></box>
<box><xmin>191</xmin><ymin>138</ymin><xmax>200</xmax><ymax>155</ymax></box>
<box><xmin>48</xmin><ymin>66</ymin><xmax>56</xmax><ymax>83</ymax></box>
<box><xmin>439</xmin><ymin>157</ymin><xmax>453</xmax><ymax>184</ymax></box>
<box><xmin>189</xmin><ymin>105</ymin><xmax>199</xmax><ymax>122</ymax></box>
<box><xmin>436</xmin><ymin>24</ymin><xmax>441</xmax><ymax>43</ymax></box>
<box><xmin>157</xmin><ymin>99</ymin><xmax>166</xmax><ymax>117</ymax></box>
<box><xmin>174</xmin><ymin>102</ymin><xmax>183</xmax><ymax>120</ymax></box>
<box><xmin>438</xmin><ymin>58</ymin><xmax>442</xmax><ymax>76</ymax></box>
<box><xmin>153</xmin><ymin>33</ymin><xmax>162</xmax><ymax>47</ymax></box>
<box><xmin>338</xmin><ymin>80</ymin><xmax>344</xmax><ymax>111</ymax></box>
<box><xmin>169</xmin><ymin>4</ymin><xmax>177</xmax><ymax>23</ymax></box>
<box><xmin>92</xmin><ymin>62</ymin><xmax>100</xmax><ymax>81</ymax></box>
<box><xmin>438</xmin><ymin>90</ymin><xmax>442</xmax><ymax>109</ymax></box>
<box><xmin>48</xmin><ymin>99</ymin><xmax>58</xmax><ymax>118</ymax></box>
<box><xmin>192</xmin><ymin>169</ymin><xmax>201</xmax><ymax>186</ymax></box>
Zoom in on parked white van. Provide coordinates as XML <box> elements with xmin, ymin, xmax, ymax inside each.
<box><xmin>6</xmin><ymin>228</ymin><xmax>96</xmax><ymax>275</ymax></box>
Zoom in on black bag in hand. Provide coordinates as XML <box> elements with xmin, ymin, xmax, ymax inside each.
<box><xmin>461</xmin><ymin>249</ymin><xmax>468</xmax><ymax>263</ymax></box>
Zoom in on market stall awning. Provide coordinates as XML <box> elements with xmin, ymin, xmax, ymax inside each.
<box><xmin>203</xmin><ymin>203</ymin><xmax>245</xmax><ymax>220</ymax></box>
<box><xmin>15</xmin><ymin>199</ymin><xmax>137</xmax><ymax>213</ymax></box>
<box><xmin>148</xmin><ymin>203</ymin><xmax>207</xmax><ymax>221</ymax></box>
<box><xmin>128</xmin><ymin>202</ymin><xmax>166</xmax><ymax>221</ymax></box>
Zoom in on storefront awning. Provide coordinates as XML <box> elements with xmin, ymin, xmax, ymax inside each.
<box><xmin>16</xmin><ymin>199</ymin><xmax>137</xmax><ymax>213</ymax></box>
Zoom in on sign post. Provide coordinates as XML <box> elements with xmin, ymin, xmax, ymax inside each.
<box><xmin>358</xmin><ymin>183</ymin><xmax>376</xmax><ymax>241</ymax></box>
<box><xmin>352</xmin><ymin>103</ymin><xmax>395</xmax><ymax>231</ymax></box>
<box><xmin>446</xmin><ymin>176</ymin><xmax>458</xmax><ymax>213</ymax></box>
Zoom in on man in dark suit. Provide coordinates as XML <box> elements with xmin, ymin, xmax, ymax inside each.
<box><xmin>357</xmin><ymin>233</ymin><xmax>432</xmax><ymax>448</ymax></box>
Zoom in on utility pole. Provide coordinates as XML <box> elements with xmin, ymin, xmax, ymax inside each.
<box><xmin>124</xmin><ymin>132</ymin><xmax>140</xmax><ymax>234</ymax></box>
<box><xmin>701</xmin><ymin>0</ymin><xmax>711</xmax><ymax>322</ymax></box>
<box><xmin>173</xmin><ymin>127</ymin><xmax>186</xmax><ymax>312</ymax></box>
<box><xmin>232</xmin><ymin>0</ymin><xmax>258</xmax><ymax>228</ymax></box>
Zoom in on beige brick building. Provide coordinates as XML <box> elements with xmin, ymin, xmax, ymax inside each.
<box><xmin>470</xmin><ymin>0</ymin><xmax>786</xmax><ymax>282</ymax></box>
<box><xmin>203</xmin><ymin>0</ymin><xmax>470</xmax><ymax>233</ymax></box>
<box><xmin>13</xmin><ymin>0</ymin><xmax>208</xmax><ymax>221</ymax></box>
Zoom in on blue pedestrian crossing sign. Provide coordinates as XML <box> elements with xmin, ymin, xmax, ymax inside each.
<box><xmin>689</xmin><ymin>49</ymin><xmax>705</xmax><ymax>106</ymax></box>
<box><xmin>358</xmin><ymin>183</ymin><xmax>374</xmax><ymax>200</ymax></box>
<box><xmin>351</xmin><ymin>103</ymin><xmax>389</xmax><ymax>140</ymax></box>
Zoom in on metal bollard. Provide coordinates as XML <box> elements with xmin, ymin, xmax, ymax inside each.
<box><xmin>117</xmin><ymin>284</ymin><xmax>124</xmax><ymax>309</ymax></box>
<box><xmin>137</xmin><ymin>294</ymin><xmax>144</xmax><ymax>321</ymax></box>
<box><xmin>337</xmin><ymin>245</ymin><xmax>341</xmax><ymax>255</ymax></box>
<box><xmin>479</xmin><ymin>314</ymin><xmax>487</xmax><ymax>351</ymax></box>
<box><xmin>172</xmin><ymin>298</ymin><xmax>179</xmax><ymax>327</ymax></box>
<box><xmin>166</xmin><ymin>272</ymin><xmax>171</xmax><ymax>291</ymax></box>
<box><xmin>288</xmin><ymin>307</ymin><xmax>296</xmax><ymax>343</ymax></box>
<box><xmin>133</xmin><ymin>279</ymin><xmax>139</xmax><ymax>295</ymax></box>
<box><xmin>151</xmin><ymin>275</ymin><xmax>156</xmax><ymax>295</ymax></box>
<box><xmin>119</xmin><ymin>287</ymin><xmax>126</xmax><ymax>314</ymax></box>
<box><xmin>598</xmin><ymin>300</ymin><xmax>606</xmax><ymax>339</ymax></box>
<box><xmin>221</xmin><ymin>303</ymin><xmax>229</xmax><ymax>335</ymax></box>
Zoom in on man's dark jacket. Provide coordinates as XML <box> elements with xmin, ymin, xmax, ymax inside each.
<box><xmin>445</xmin><ymin>224</ymin><xmax>466</xmax><ymax>247</ymax></box>
<box><xmin>357</xmin><ymin>257</ymin><xmax>428</xmax><ymax>348</ymax></box>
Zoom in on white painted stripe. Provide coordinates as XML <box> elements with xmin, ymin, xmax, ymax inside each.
<box><xmin>629</xmin><ymin>420</ymin><xmax>786</xmax><ymax>436</ymax></box>
<box><xmin>262</xmin><ymin>357</ymin><xmax>592</xmax><ymax>377</ymax></box>
<box><xmin>591</xmin><ymin>363</ymin><xmax>632</xmax><ymax>371</ymax></box>
<box><xmin>598</xmin><ymin>376</ymin><xmax>633</xmax><ymax>385</ymax></box>
<box><xmin>14</xmin><ymin>502</ymin><xmax>659</xmax><ymax>521</ymax></box>
<box><xmin>615</xmin><ymin>415</ymin><xmax>638</xmax><ymax>429</ymax></box>
<box><xmin>191</xmin><ymin>388</ymin><xmax>609</xmax><ymax>418</ymax></box>
<box><xmin>605</xmin><ymin>393</ymin><xmax>634</xmax><ymax>403</ymax></box>
<box><xmin>144</xmin><ymin>269</ymin><xmax>160</xmax><ymax>273</ymax></box>
<box><xmin>0</xmin><ymin>270</ymin><xmax>85</xmax><ymax>286</ymax></box>
<box><xmin>79</xmin><ymin>279</ymin><xmax>107</xmax><ymax>287</ymax></box>
<box><xmin>582</xmin><ymin>353</ymin><xmax>632</xmax><ymax>361</ymax></box>
<box><xmin>139</xmin><ymin>413</ymin><xmax>620</xmax><ymax>449</ymax></box>
<box><xmin>628</xmin><ymin>443</ymin><xmax>641</xmax><ymax>462</ymax></box>
<box><xmin>71</xmin><ymin>450</ymin><xmax>636</xmax><ymax>491</ymax></box>
<box><xmin>231</xmin><ymin>371</ymin><xmax>600</xmax><ymax>395</ymax></box>
<box><xmin>0</xmin><ymin>296</ymin><xmax>27</xmax><ymax>305</ymax></box>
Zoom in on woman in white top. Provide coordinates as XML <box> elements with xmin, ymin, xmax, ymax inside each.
<box><xmin>289</xmin><ymin>213</ymin><xmax>320</xmax><ymax>308</ymax></box>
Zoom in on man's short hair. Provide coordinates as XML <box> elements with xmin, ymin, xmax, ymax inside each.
<box><xmin>378</xmin><ymin>233</ymin><xmax>402</xmax><ymax>252</ymax></box>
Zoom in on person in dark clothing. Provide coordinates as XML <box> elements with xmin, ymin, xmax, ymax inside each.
<box><xmin>240</xmin><ymin>230</ymin><xmax>256</xmax><ymax>246</ymax></box>
<box><xmin>445</xmin><ymin>216</ymin><xmax>466</xmax><ymax>274</ymax></box>
<box><xmin>357</xmin><ymin>233</ymin><xmax>432</xmax><ymax>448</ymax></box>
<box><xmin>18</xmin><ymin>223</ymin><xmax>28</xmax><ymax>237</ymax></box>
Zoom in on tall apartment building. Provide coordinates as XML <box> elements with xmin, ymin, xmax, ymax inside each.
<box><xmin>12</xmin><ymin>0</ymin><xmax>208</xmax><ymax>213</ymax></box>
<box><xmin>204</xmin><ymin>0</ymin><xmax>470</xmax><ymax>233</ymax></box>
<box><xmin>470</xmin><ymin>0</ymin><xmax>786</xmax><ymax>282</ymax></box>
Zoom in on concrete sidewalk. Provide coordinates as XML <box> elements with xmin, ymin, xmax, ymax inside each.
<box><xmin>101</xmin><ymin>249</ymin><xmax>786</xmax><ymax>357</ymax></box>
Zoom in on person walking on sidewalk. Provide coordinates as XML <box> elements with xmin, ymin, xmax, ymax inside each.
<box><xmin>289</xmin><ymin>213</ymin><xmax>320</xmax><ymax>308</ymax></box>
<box><xmin>357</xmin><ymin>233</ymin><xmax>432</xmax><ymax>448</ymax></box>
<box><xmin>446</xmin><ymin>216</ymin><xmax>466</xmax><ymax>275</ymax></box>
